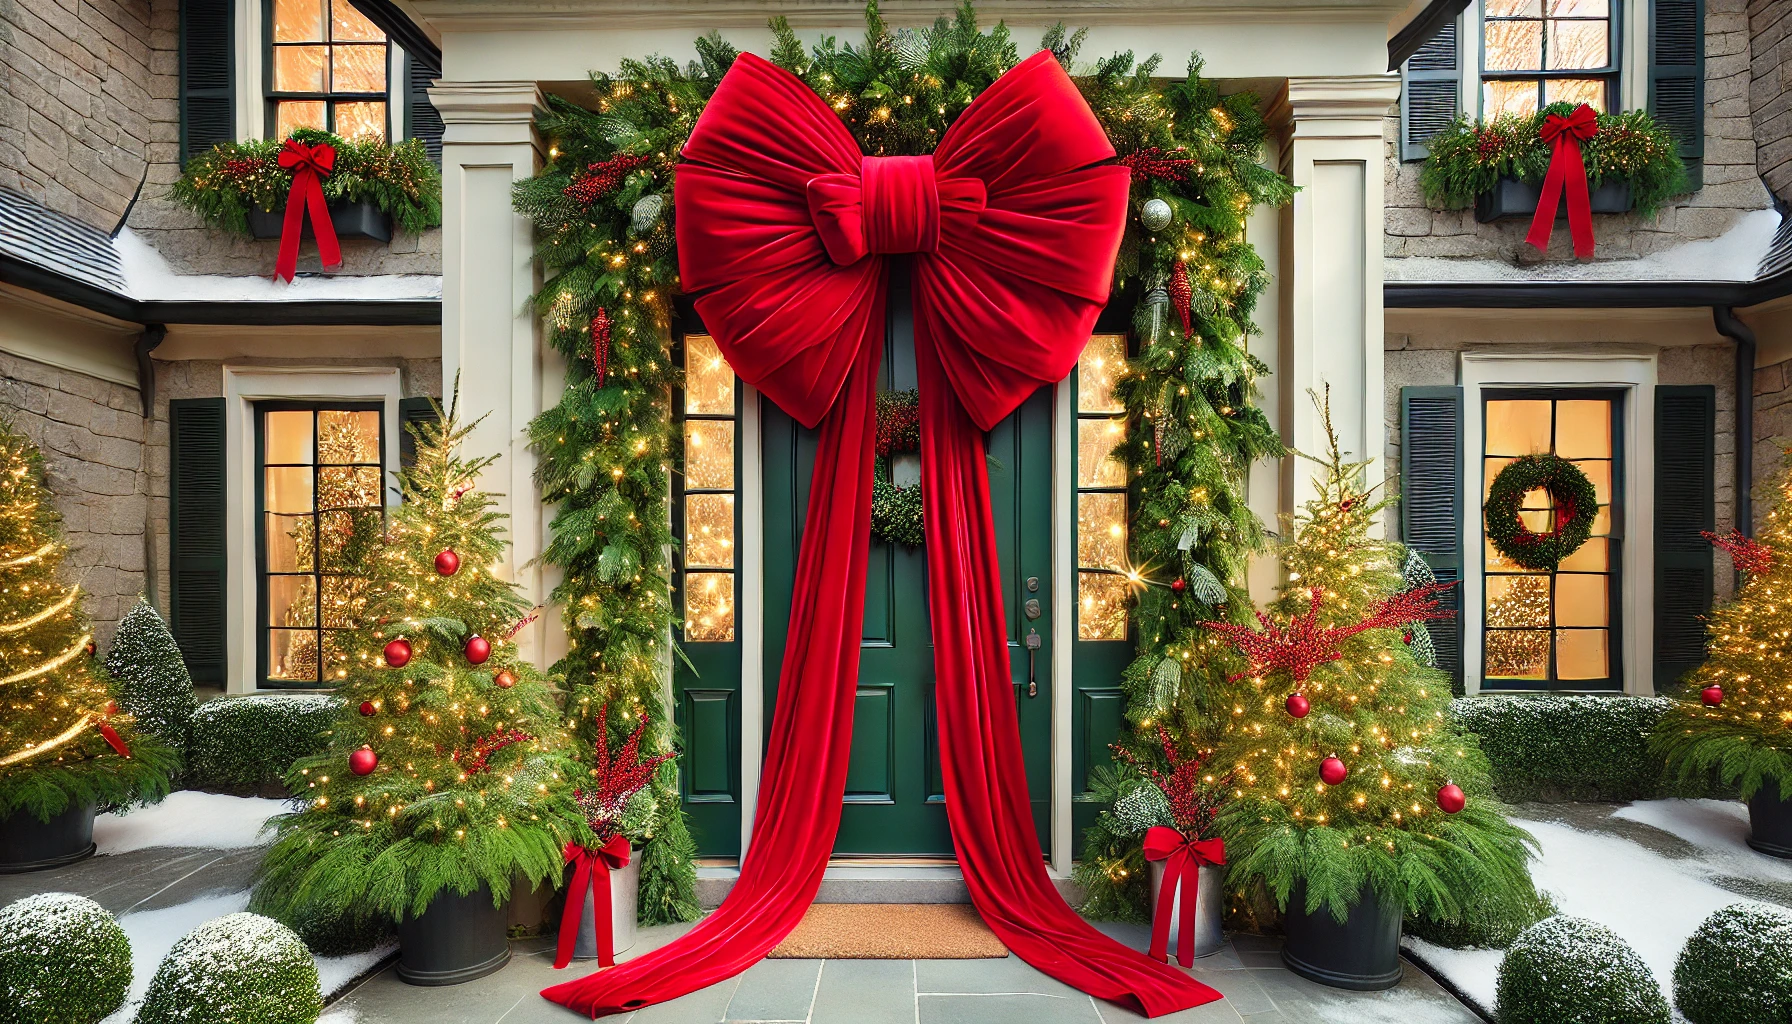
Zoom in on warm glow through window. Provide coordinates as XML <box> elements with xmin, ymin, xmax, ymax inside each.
<box><xmin>682</xmin><ymin>335</ymin><xmax>737</xmax><ymax>642</ymax></box>
<box><xmin>1481</xmin><ymin>0</ymin><xmax>1613</xmax><ymax>119</ymax></box>
<box><xmin>269</xmin><ymin>0</ymin><xmax>389</xmax><ymax>140</ymax></box>
<box><xmin>1077</xmin><ymin>334</ymin><xmax>1130</xmax><ymax>641</ymax></box>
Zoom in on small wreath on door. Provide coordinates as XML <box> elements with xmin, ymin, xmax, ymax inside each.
<box><xmin>871</xmin><ymin>389</ymin><xmax>925</xmax><ymax>547</ymax></box>
<box><xmin>1484</xmin><ymin>453</ymin><xmax>1599</xmax><ymax>571</ymax></box>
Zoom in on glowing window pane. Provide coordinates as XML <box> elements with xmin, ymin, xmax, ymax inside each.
<box><xmin>684</xmin><ymin>420</ymin><xmax>735</xmax><ymax>490</ymax></box>
<box><xmin>334</xmin><ymin>102</ymin><xmax>387</xmax><ymax>141</ymax></box>
<box><xmin>276</xmin><ymin>100</ymin><xmax>327</xmax><ymax>137</ymax></box>
<box><xmin>1482</xmin><ymin>80</ymin><xmax>1540</xmax><ymax>119</ymax></box>
<box><xmin>1077</xmin><ymin>418</ymin><xmax>1127</xmax><ymax>488</ymax></box>
<box><xmin>273</xmin><ymin>0</ymin><xmax>325</xmax><ymax>41</ymax></box>
<box><xmin>685</xmin><ymin>493</ymin><xmax>736</xmax><ymax>569</ymax></box>
<box><xmin>685</xmin><ymin>572</ymin><xmax>735</xmax><ymax>642</ymax></box>
<box><xmin>331</xmin><ymin>0</ymin><xmax>385</xmax><ymax>40</ymax></box>
<box><xmin>1547</xmin><ymin>20</ymin><xmax>1608</xmax><ymax>70</ymax></box>
<box><xmin>1078</xmin><ymin>335</ymin><xmax>1126</xmax><ymax>414</ymax></box>
<box><xmin>331</xmin><ymin>45</ymin><xmax>387</xmax><ymax>94</ymax></box>
<box><xmin>685</xmin><ymin>335</ymin><xmax>735</xmax><ymax>414</ymax></box>
<box><xmin>1079</xmin><ymin>571</ymin><xmax>1131</xmax><ymax>641</ymax></box>
<box><xmin>320</xmin><ymin>574</ymin><xmax>368</xmax><ymax>629</ymax></box>
<box><xmin>1556</xmin><ymin>538</ymin><xmax>1607</xmax><ymax>572</ymax></box>
<box><xmin>1484</xmin><ymin>19</ymin><xmax>1542</xmax><ymax>71</ymax></box>
<box><xmin>268</xmin><ymin>575</ymin><xmax>317</xmax><ymax>628</ymax></box>
<box><xmin>317</xmin><ymin>410</ymin><xmax>380</xmax><ymax>464</ymax></box>
<box><xmin>1548</xmin><ymin>0</ymin><xmax>1606</xmax><ymax>13</ymax></box>
<box><xmin>1544</xmin><ymin>78</ymin><xmax>1607</xmax><ymax>111</ymax></box>
<box><xmin>1078</xmin><ymin>492</ymin><xmax>1127</xmax><ymax>571</ymax></box>
<box><xmin>1556</xmin><ymin>629</ymin><xmax>1608</xmax><ymax>679</ymax></box>
<box><xmin>1486</xmin><ymin>574</ymin><xmax>1550</xmax><ymax>627</ymax></box>
<box><xmin>1485</xmin><ymin>401</ymin><xmax>1552</xmax><ymax>456</ymax></box>
<box><xmin>1485</xmin><ymin>631</ymin><xmax>1549</xmax><ymax>678</ymax></box>
<box><xmin>1486</xmin><ymin>0</ymin><xmax>1540</xmax><ymax>14</ymax></box>
<box><xmin>1554</xmin><ymin>401</ymin><xmax>1611</xmax><ymax>459</ymax></box>
<box><xmin>1554</xmin><ymin>574</ymin><xmax>1608</xmax><ymax>627</ymax></box>
<box><xmin>265</xmin><ymin>467</ymin><xmax>314</xmax><ymax>516</ymax></box>
<box><xmin>318</xmin><ymin>467</ymin><xmax>381</xmax><ymax>510</ymax></box>
<box><xmin>274</xmin><ymin>46</ymin><xmax>329</xmax><ymax>92</ymax></box>
<box><xmin>268</xmin><ymin>629</ymin><xmax>320</xmax><ymax>682</ymax></box>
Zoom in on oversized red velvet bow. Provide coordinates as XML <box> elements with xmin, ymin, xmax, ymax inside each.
<box><xmin>1143</xmin><ymin>826</ymin><xmax>1225</xmax><ymax>968</ymax></box>
<box><xmin>275</xmin><ymin>139</ymin><xmax>343</xmax><ymax>283</ymax></box>
<box><xmin>674</xmin><ymin>50</ymin><xmax>1131</xmax><ymax>432</ymax></box>
<box><xmin>554</xmin><ymin>835</ymin><xmax>631</xmax><ymax>970</ymax></box>
<box><xmin>1525</xmin><ymin>104</ymin><xmax>1600</xmax><ymax>259</ymax></box>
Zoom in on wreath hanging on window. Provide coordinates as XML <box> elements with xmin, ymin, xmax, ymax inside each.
<box><xmin>871</xmin><ymin>390</ymin><xmax>925</xmax><ymax>547</ymax></box>
<box><xmin>1484</xmin><ymin>454</ymin><xmax>1599</xmax><ymax>571</ymax></box>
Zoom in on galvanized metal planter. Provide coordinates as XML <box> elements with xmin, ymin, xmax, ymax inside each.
<box><xmin>1147</xmin><ymin>858</ymin><xmax>1226</xmax><ymax>960</ymax></box>
<box><xmin>568</xmin><ymin>846</ymin><xmax>641</xmax><ymax>962</ymax></box>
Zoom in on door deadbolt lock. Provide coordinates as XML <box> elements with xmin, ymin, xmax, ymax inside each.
<box><xmin>1025</xmin><ymin>576</ymin><xmax>1039</xmax><ymax>592</ymax></box>
<box><xmin>1023</xmin><ymin>598</ymin><xmax>1041</xmax><ymax>620</ymax></box>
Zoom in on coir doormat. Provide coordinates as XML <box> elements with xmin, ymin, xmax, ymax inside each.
<box><xmin>767</xmin><ymin>903</ymin><xmax>1009</xmax><ymax>959</ymax></box>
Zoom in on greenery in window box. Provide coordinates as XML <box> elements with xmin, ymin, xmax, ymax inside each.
<box><xmin>171</xmin><ymin>128</ymin><xmax>442</xmax><ymax>237</ymax></box>
<box><xmin>1419</xmin><ymin>104</ymin><xmax>1689</xmax><ymax>218</ymax></box>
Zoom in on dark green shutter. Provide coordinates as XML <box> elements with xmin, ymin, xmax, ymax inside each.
<box><xmin>178</xmin><ymin>0</ymin><xmax>235</xmax><ymax>165</ymax></box>
<box><xmin>1401</xmin><ymin>387</ymin><xmax>1465</xmax><ymax>692</ymax></box>
<box><xmin>397</xmin><ymin>396</ymin><xmax>439</xmax><ymax>479</ymax></box>
<box><xmin>1650</xmin><ymin>0</ymin><xmax>1704</xmax><ymax>188</ymax></box>
<box><xmin>404</xmin><ymin>55</ymin><xmax>444</xmax><ymax>165</ymax></box>
<box><xmin>1654</xmin><ymin>385</ymin><xmax>1715</xmax><ymax>691</ymax></box>
<box><xmin>168</xmin><ymin>399</ymin><xmax>227</xmax><ymax>685</ymax></box>
<box><xmin>1400</xmin><ymin>19</ymin><xmax>1459</xmax><ymax>162</ymax></box>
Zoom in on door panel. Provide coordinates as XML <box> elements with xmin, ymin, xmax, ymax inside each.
<box><xmin>762</xmin><ymin>266</ymin><xmax>1054</xmax><ymax>856</ymax></box>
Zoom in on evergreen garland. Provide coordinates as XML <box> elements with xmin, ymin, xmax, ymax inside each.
<box><xmin>170</xmin><ymin>127</ymin><xmax>443</xmax><ymax>236</ymax></box>
<box><xmin>1420</xmin><ymin>103</ymin><xmax>1689</xmax><ymax>218</ymax></box>
<box><xmin>511</xmin><ymin>0</ymin><xmax>1293</xmax><ymax>921</ymax></box>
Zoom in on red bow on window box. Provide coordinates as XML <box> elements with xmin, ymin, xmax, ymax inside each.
<box><xmin>1525</xmin><ymin>104</ymin><xmax>1600</xmax><ymax>259</ymax></box>
<box><xmin>274</xmin><ymin>139</ymin><xmax>343</xmax><ymax>283</ymax></box>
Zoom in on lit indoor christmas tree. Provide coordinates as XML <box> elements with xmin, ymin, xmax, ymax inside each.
<box><xmin>1199</xmin><ymin>393</ymin><xmax>1535</xmax><ymax>925</ymax></box>
<box><xmin>1654</xmin><ymin>454</ymin><xmax>1792</xmax><ymax>801</ymax></box>
<box><xmin>254</xmin><ymin>401</ymin><xmax>588</xmax><ymax>924</ymax></box>
<box><xmin>0</xmin><ymin>418</ymin><xmax>172</xmax><ymax>824</ymax></box>
<box><xmin>275</xmin><ymin>412</ymin><xmax>384</xmax><ymax>683</ymax></box>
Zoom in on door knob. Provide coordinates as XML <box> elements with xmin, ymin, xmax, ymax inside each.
<box><xmin>1024</xmin><ymin>598</ymin><xmax>1041</xmax><ymax>620</ymax></box>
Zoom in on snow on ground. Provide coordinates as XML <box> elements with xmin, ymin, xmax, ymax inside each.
<box><xmin>1385</xmin><ymin>207</ymin><xmax>1781</xmax><ymax>284</ymax></box>
<box><xmin>101</xmin><ymin>889</ymin><xmax>393</xmax><ymax>1022</ymax></box>
<box><xmin>1405</xmin><ymin>807</ymin><xmax>1786</xmax><ymax>1016</ymax></box>
<box><xmin>95</xmin><ymin>791</ymin><xmax>287</xmax><ymax>854</ymax></box>
<box><xmin>1614</xmin><ymin>798</ymin><xmax>1792</xmax><ymax>887</ymax></box>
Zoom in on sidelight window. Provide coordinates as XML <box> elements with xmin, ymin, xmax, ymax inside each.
<box><xmin>680</xmin><ymin>334</ymin><xmax>738</xmax><ymax>642</ymax></box>
<box><xmin>1076</xmin><ymin>334</ymin><xmax>1130</xmax><ymax>641</ymax></box>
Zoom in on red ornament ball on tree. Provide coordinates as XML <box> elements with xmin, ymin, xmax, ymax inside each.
<box><xmin>1319</xmin><ymin>755</ymin><xmax>1348</xmax><ymax>786</ymax></box>
<box><xmin>1701</xmin><ymin>685</ymin><xmax>1724</xmax><ymax>707</ymax></box>
<box><xmin>382</xmin><ymin>638</ymin><xmax>412</xmax><ymax>668</ymax></box>
<box><xmin>1285</xmin><ymin>693</ymin><xmax>1311</xmax><ymax>719</ymax></box>
<box><xmin>434</xmin><ymin>549</ymin><xmax>460</xmax><ymax>576</ymax></box>
<box><xmin>358</xmin><ymin>701</ymin><xmax>376</xmax><ymax>717</ymax></box>
<box><xmin>494</xmin><ymin>669</ymin><xmax>516</xmax><ymax>689</ymax></box>
<box><xmin>1437</xmin><ymin>783</ymin><xmax>1467</xmax><ymax>814</ymax></box>
<box><xmin>1170</xmin><ymin>578</ymin><xmax>1187</xmax><ymax>593</ymax></box>
<box><xmin>349</xmin><ymin>747</ymin><xmax>378</xmax><ymax>776</ymax></box>
<box><xmin>465</xmin><ymin>635</ymin><xmax>491</xmax><ymax>665</ymax></box>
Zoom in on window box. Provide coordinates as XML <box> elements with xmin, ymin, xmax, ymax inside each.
<box><xmin>247</xmin><ymin>198</ymin><xmax>393</xmax><ymax>244</ymax></box>
<box><xmin>1474</xmin><ymin>176</ymin><xmax>1633</xmax><ymax>224</ymax></box>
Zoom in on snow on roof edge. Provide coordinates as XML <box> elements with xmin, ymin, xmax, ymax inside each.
<box><xmin>115</xmin><ymin>229</ymin><xmax>441</xmax><ymax>304</ymax></box>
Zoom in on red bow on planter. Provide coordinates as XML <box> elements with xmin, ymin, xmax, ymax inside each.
<box><xmin>1525</xmin><ymin>104</ymin><xmax>1600</xmax><ymax>259</ymax></box>
<box><xmin>1143</xmin><ymin>825</ymin><xmax>1225</xmax><ymax>967</ymax></box>
<box><xmin>275</xmin><ymin>139</ymin><xmax>343</xmax><ymax>283</ymax></box>
<box><xmin>554</xmin><ymin>835</ymin><xmax>631</xmax><ymax>970</ymax></box>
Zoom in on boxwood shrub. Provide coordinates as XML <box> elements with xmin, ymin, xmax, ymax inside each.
<box><xmin>1674</xmin><ymin>903</ymin><xmax>1792</xmax><ymax>1023</ymax></box>
<box><xmin>186</xmin><ymin>694</ymin><xmax>339</xmax><ymax>795</ymax></box>
<box><xmin>1496</xmin><ymin>915</ymin><xmax>1669</xmax><ymax>1024</ymax></box>
<box><xmin>104</xmin><ymin>598</ymin><xmax>199</xmax><ymax>758</ymax></box>
<box><xmin>137</xmin><ymin>912</ymin><xmax>322</xmax><ymax>1024</ymax></box>
<box><xmin>0</xmin><ymin>893</ymin><xmax>131</xmax><ymax>1024</ymax></box>
<box><xmin>1450</xmin><ymin>694</ymin><xmax>1718</xmax><ymax>802</ymax></box>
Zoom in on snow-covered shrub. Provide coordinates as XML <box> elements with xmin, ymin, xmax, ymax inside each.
<box><xmin>1674</xmin><ymin>903</ymin><xmax>1792</xmax><ymax>1023</ymax></box>
<box><xmin>0</xmin><ymin>893</ymin><xmax>130</xmax><ymax>1024</ymax></box>
<box><xmin>1496</xmin><ymin>915</ymin><xmax>1669</xmax><ymax>1024</ymax></box>
<box><xmin>136</xmin><ymin>912</ymin><xmax>322</xmax><ymax>1024</ymax></box>
<box><xmin>1451</xmin><ymin>695</ymin><xmax>1711</xmax><ymax>801</ymax></box>
<box><xmin>186</xmin><ymin>694</ymin><xmax>339</xmax><ymax>794</ymax></box>
<box><xmin>104</xmin><ymin>598</ymin><xmax>199</xmax><ymax>755</ymax></box>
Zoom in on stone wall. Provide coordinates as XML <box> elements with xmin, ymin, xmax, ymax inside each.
<box><xmin>1750</xmin><ymin>0</ymin><xmax>1792</xmax><ymax>201</ymax></box>
<box><xmin>0</xmin><ymin>0</ymin><xmax>167</xmax><ymax>231</ymax></box>
<box><xmin>1387</xmin><ymin>0</ymin><xmax>1773</xmax><ymax>263</ymax></box>
<box><xmin>0</xmin><ymin>351</ymin><xmax>151</xmax><ymax>643</ymax></box>
<box><xmin>1384</xmin><ymin>337</ymin><xmax>1739</xmax><ymax>599</ymax></box>
<box><xmin>1753</xmin><ymin>357</ymin><xmax>1792</xmax><ymax>519</ymax></box>
<box><xmin>144</xmin><ymin>356</ymin><xmax>443</xmax><ymax>612</ymax></box>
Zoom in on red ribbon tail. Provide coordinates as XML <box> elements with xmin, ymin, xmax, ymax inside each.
<box><xmin>308</xmin><ymin>174</ymin><xmax>342</xmax><ymax>270</ymax></box>
<box><xmin>1564</xmin><ymin>154</ymin><xmax>1595</xmax><ymax>259</ymax></box>
<box><xmin>1525</xmin><ymin>141</ymin><xmax>1568</xmax><ymax>255</ymax></box>
<box><xmin>1148</xmin><ymin>849</ymin><xmax>1181</xmax><ymax>965</ymax></box>
<box><xmin>554</xmin><ymin>846</ymin><xmax>592</xmax><ymax>970</ymax></box>
<box><xmin>1175</xmin><ymin>856</ymin><xmax>1199</xmax><ymax>967</ymax></box>
<box><xmin>594</xmin><ymin>849</ymin><xmax>616</xmax><ymax>968</ymax></box>
<box><xmin>275</xmin><ymin>168</ymin><xmax>313</xmax><ymax>283</ymax></box>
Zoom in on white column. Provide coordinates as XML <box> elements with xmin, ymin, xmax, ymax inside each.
<box><xmin>432</xmin><ymin>82</ymin><xmax>554</xmax><ymax>667</ymax></box>
<box><xmin>1271</xmin><ymin>77</ymin><xmax>1402</xmax><ymax>523</ymax></box>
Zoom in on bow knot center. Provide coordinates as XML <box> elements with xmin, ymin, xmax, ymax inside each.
<box><xmin>860</xmin><ymin>155</ymin><xmax>939</xmax><ymax>255</ymax></box>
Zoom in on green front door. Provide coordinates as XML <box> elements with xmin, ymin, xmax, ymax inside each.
<box><xmin>762</xmin><ymin>269</ymin><xmax>1055</xmax><ymax>857</ymax></box>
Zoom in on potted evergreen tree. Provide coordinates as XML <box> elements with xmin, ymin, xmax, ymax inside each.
<box><xmin>1654</xmin><ymin>451</ymin><xmax>1792</xmax><ymax>857</ymax></box>
<box><xmin>1197</xmin><ymin>392</ymin><xmax>1537</xmax><ymax>989</ymax></box>
<box><xmin>0</xmin><ymin>419</ymin><xmax>174</xmax><ymax>871</ymax></box>
<box><xmin>253</xmin><ymin>401</ymin><xmax>588</xmax><ymax>983</ymax></box>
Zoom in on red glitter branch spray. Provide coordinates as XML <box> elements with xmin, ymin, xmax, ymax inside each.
<box><xmin>562</xmin><ymin>153</ymin><xmax>652</xmax><ymax>205</ymax></box>
<box><xmin>1703</xmin><ymin>529</ymin><xmax>1772</xmax><ymax>575</ymax></box>
<box><xmin>1201</xmin><ymin>582</ymin><xmax>1456</xmax><ymax>682</ymax></box>
<box><xmin>590</xmin><ymin>309</ymin><xmax>611</xmax><ymax>386</ymax></box>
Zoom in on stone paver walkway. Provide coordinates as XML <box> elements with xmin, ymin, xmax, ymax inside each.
<box><xmin>331</xmin><ymin>919</ymin><xmax>1480</xmax><ymax>1024</ymax></box>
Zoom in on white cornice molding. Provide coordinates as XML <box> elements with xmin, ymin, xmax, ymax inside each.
<box><xmin>1266</xmin><ymin>74</ymin><xmax>1401</xmax><ymax>140</ymax></box>
<box><xmin>431</xmin><ymin>82</ymin><xmax>546</xmax><ymax>148</ymax></box>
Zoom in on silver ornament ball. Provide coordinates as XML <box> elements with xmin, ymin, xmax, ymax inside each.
<box><xmin>630</xmin><ymin>194</ymin><xmax>666</xmax><ymax>234</ymax></box>
<box><xmin>1140</xmin><ymin>198</ymin><xmax>1173</xmax><ymax>232</ymax></box>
